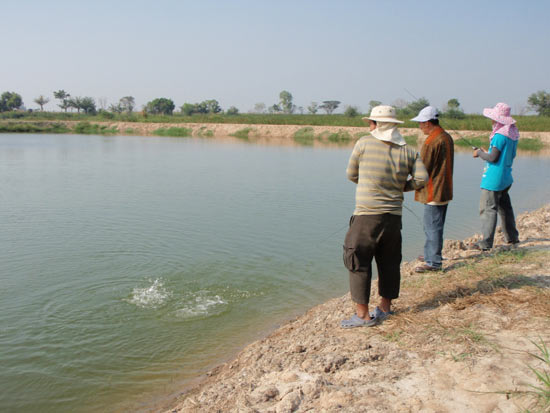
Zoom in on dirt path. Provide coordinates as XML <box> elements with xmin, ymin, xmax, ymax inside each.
<box><xmin>165</xmin><ymin>206</ymin><xmax>550</xmax><ymax>412</ymax></box>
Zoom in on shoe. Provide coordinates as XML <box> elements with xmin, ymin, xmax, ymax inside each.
<box><xmin>468</xmin><ymin>243</ymin><xmax>490</xmax><ymax>251</ymax></box>
<box><xmin>507</xmin><ymin>240</ymin><xmax>520</xmax><ymax>245</ymax></box>
<box><xmin>369</xmin><ymin>306</ymin><xmax>394</xmax><ymax>318</ymax></box>
<box><xmin>365</xmin><ymin>307</ymin><xmax>391</xmax><ymax>327</ymax></box>
<box><xmin>415</xmin><ymin>263</ymin><xmax>441</xmax><ymax>273</ymax></box>
<box><xmin>341</xmin><ymin>314</ymin><xmax>369</xmax><ymax>329</ymax></box>
<box><xmin>417</xmin><ymin>255</ymin><xmax>424</xmax><ymax>262</ymax></box>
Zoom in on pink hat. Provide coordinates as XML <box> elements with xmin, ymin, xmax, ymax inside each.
<box><xmin>482</xmin><ymin>102</ymin><xmax>516</xmax><ymax>125</ymax></box>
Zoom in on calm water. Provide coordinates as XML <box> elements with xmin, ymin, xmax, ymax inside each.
<box><xmin>1</xmin><ymin>133</ymin><xmax>549</xmax><ymax>412</ymax></box>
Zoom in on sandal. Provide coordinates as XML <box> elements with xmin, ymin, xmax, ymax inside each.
<box><xmin>341</xmin><ymin>314</ymin><xmax>370</xmax><ymax>329</ymax></box>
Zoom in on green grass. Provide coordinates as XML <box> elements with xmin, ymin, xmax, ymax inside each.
<box><xmin>152</xmin><ymin>127</ymin><xmax>192</xmax><ymax>137</ymax></box>
<box><xmin>0</xmin><ymin>121</ymin><xmax>70</xmax><ymax>134</ymax></box>
<box><xmin>293</xmin><ymin>127</ymin><xmax>315</xmax><ymax>145</ymax></box>
<box><xmin>324</xmin><ymin>130</ymin><xmax>352</xmax><ymax>143</ymax></box>
<box><xmin>230</xmin><ymin>127</ymin><xmax>254</xmax><ymax>140</ymax></box>
<box><xmin>196</xmin><ymin>126</ymin><xmax>214</xmax><ymax>137</ymax></box>
<box><xmin>125</xmin><ymin>128</ymin><xmax>137</xmax><ymax>134</ymax></box>
<box><xmin>404</xmin><ymin>135</ymin><xmax>418</xmax><ymax>146</ymax></box>
<box><xmin>527</xmin><ymin>339</ymin><xmax>550</xmax><ymax>410</ymax></box>
<box><xmin>3</xmin><ymin>111</ymin><xmax>550</xmax><ymax>131</ymax></box>
<box><xmin>74</xmin><ymin>122</ymin><xmax>118</xmax><ymax>135</ymax></box>
<box><xmin>455</xmin><ymin>135</ymin><xmax>544</xmax><ymax>152</ymax></box>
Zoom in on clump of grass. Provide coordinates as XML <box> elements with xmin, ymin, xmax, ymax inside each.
<box><xmin>231</xmin><ymin>127</ymin><xmax>254</xmax><ymax>140</ymax></box>
<box><xmin>293</xmin><ymin>127</ymin><xmax>315</xmax><ymax>145</ymax></box>
<box><xmin>153</xmin><ymin>127</ymin><xmax>192</xmax><ymax>137</ymax></box>
<box><xmin>197</xmin><ymin>126</ymin><xmax>214</xmax><ymax>137</ymax></box>
<box><xmin>455</xmin><ymin>135</ymin><xmax>489</xmax><ymax>148</ymax></box>
<box><xmin>518</xmin><ymin>138</ymin><xmax>544</xmax><ymax>151</ymax></box>
<box><xmin>527</xmin><ymin>339</ymin><xmax>550</xmax><ymax>410</ymax></box>
<box><xmin>73</xmin><ymin>122</ymin><xmax>118</xmax><ymax>135</ymax></box>
<box><xmin>326</xmin><ymin>130</ymin><xmax>352</xmax><ymax>143</ymax></box>
<box><xmin>125</xmin><ymin>128</ymin><xmax>136</xmax><ymax>135</ymax></box>
<box><xmin>0</xmin><ymin>122</ymin><xmax>70</xmax><ymax>134</ymax></box>
<box><xmin>404</xmin><ymin>135</ymin><xmax>418</xmax><ymax>146</ymax></box>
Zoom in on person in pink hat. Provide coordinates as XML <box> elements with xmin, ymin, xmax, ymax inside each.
<box><xmin>471</xmin><ymin>102</ymin><xmax>520</xmax><ymax>250</ymax></box>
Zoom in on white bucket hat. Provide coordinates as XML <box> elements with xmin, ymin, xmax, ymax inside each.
<box><xmin>411</xmin><ymin>106</ymin><xmax>439</xmax><ymax>122</ymax></box>
<box><xmin>362</xmin><ymin>105</ymin><xmax>404</xmax><ymax>124</ymax></box>
<box><xmin>362</xmin><ymin>105</ymin><xmax>406</xmax><ymax>146</ymax></box>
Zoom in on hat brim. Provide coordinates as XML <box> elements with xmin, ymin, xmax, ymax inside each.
<box><xmin>410</xmin><ymin>115</ymin><xmax>430</xmax><ymax>122</ymax></box>
<box><xmin>362</xmin><ymin>116</ymin><xmax>404</xmax><ymax>124</ymax></box>
<box><xmin>482</xmin><ymin>108</ymin><xmax>516</xmax><ymax>125</ymax></box>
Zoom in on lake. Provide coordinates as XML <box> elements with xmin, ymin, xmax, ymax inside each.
<box><xmin>1</xmin><ymin>133</ymin><xmax>549</xmax><ymax>412</ymax></box>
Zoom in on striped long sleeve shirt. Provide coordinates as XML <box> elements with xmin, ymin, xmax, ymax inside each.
<box><xmin>347</xmin><ymin>135</ymin><xmax>428</xmax><ymax>215</ymax></box>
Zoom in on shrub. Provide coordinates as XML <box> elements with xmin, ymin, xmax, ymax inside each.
<box><xmin>293</xmin><ymin>127</ymin><xmax>316</xmax><ymax>145</ymax></box>
<box><xmin>153</xmin><ymin>127</ymin><xmax>192</xmax><ymax>137</ymax></box>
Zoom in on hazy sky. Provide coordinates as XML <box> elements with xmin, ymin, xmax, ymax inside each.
<box><xmin>2</xmin><ymin>0</ymin><xmax>549</xmax><ymax>114</ymax></box>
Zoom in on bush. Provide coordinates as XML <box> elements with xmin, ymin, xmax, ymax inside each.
<box><xmin>293</xmin><ymin>127</ymin><xmax>316</xmax><ymax>145</ymax></box>
<box><xmin>153</xmin><ymin>127</ymin><xmax>192</xmax><ymax>137</ymax></box>
<box><xmin>344</xmin><ymin>106</ymin><xmax>360</xmax><ymax>117</ymax></box>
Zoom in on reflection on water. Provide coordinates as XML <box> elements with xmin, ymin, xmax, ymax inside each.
<box><xmin>0</xmin><ymin>133</ymin><xmax>548</xmax><ymax>413</ymax></box>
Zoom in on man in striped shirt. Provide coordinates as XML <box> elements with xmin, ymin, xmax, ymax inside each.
<box><xmin>341</xmin><ymin>105</ymin><xmax>428</xmax><ymax>328</ymax></box>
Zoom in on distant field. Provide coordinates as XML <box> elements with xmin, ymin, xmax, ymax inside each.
<box><xmin>2</xmin><ymin>111</ymin><xmax>550</xmax><ymax>132</ymax></box>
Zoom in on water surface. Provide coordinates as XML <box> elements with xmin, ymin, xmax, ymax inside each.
<box><xmin>1</xmin><ymin>133</ymin><xmax>548</xmax><ymax>412</ymax></box>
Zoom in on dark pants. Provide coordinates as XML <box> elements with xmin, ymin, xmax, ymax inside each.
<box><xmin>423</xmin><ymin>204</ymin><xmax>448</xmax><ymax>268</ymax></box>
<box><xmin>343</xmin><ymin>214</ymin><xmax>402</xmax><ymax>305</ymax></box>
<box><xmin>479</xmin><ymin>185</ymin><xmax>519</xmax><ymax>249</ymax></box>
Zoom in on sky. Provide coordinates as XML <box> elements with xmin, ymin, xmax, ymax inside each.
<box><xmin>2</xmin><ymin>0</ymin><xmax>549</xmax><ymax>114</ymax></box>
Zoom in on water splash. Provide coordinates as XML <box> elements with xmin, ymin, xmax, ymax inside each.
<box><xmin>126</xmin><ymin>279</ymin><xmax>172</xmax><ymax>309</ymax></box>
<box><xmin>175</xmin><ymin>291</ymin><xmax>227</xmax><ymax>319</ymax></box>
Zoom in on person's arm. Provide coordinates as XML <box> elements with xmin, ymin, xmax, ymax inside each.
<box><xmin>473</xmin><ymin>147</ymin><xmax>500</xmax><ymax>162</ymax></box>
<box><xmin>346</xmin><ymin>141</ymin><xmax>362</xmax><ymax>184</ymax></box>
<box><xmin>404</xmin><ymin>152</ymin><xmax>428</xmax><ymax>191</ymax></box>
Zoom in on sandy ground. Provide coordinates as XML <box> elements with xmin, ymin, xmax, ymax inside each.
<box><xmin>163</xmin><ymin>206</ymin><xmax>550</xmax><ymax>413</ymax></box>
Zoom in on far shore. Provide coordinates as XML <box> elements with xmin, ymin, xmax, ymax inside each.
<box><xmin>1</xmin><ymin>119</ymin><xmax>550</xmax><ymax>149</ymax></box>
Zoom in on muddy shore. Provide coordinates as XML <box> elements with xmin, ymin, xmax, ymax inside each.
<box><xmin>164</xmin><ymin>206</ymin><xmax>550</xmax><ymax>412</ymax></box>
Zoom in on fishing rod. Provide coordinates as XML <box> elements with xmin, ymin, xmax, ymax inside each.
<box><xmin>403</xmin><ymin>88</ymin><xmax>479</xmax><ymax>150</ymax></box>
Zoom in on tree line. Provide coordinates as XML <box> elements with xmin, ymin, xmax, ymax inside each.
<box><xmin>1</xmin><ymin>89</ymin><xmax>550</xmax><ymax>117</ymax></box>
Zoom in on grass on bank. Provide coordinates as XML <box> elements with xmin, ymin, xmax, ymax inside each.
<box><xmin>0</xmin><ymin>121</ymin><xmax>70</xmax><ymax>134</ymax></box>
<box><xmin>152</xmin><ymin>127</ymin><xmax>192</xmax><ymax>137</ymax></box>
<box><xmin>454</xmin><ymin>136</ymin><xmax>544</xmax><ymax>151</ymax></box>
<box><xmin>74</xmin><ymin>122</ymin><xmax>118</xmax><ymax>135</ymax></box>
<box><xmin>293</xmin><ymin>127</ymin><xmax>353</xmax><ymax>145</ymax></box>
<box><xmin>231</xmin><ymin>127</ymin><xmax>255</xmax><ymax>140</ymax></box>
<box><xmin>3</xmin><ymin>111</ymin><xmax>550</xmax><ymax>132</ymax></box>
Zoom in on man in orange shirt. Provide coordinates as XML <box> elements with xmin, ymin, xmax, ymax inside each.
<box><xmin>411</xmin><ymin>106</ymin><xmax>454</xmax><ymax>272</ymax></box>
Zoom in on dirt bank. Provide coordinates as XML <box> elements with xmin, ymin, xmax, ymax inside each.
<box><xmin>3</xmin><ymin>120</ymin><xmax>550</xmax><ymax>148</ymax></box>
<box><xmin>165</xmin><ymin>205</ymin><xmax>550</xmax><ymax>412</ymax></box>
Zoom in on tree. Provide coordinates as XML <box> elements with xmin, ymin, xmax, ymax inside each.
<box><xmin>279</xmin><ymin>90</ymin><xmax>295</xmax><ymax>114</ymax></box>
<box><xmin>406</xmin><ymin>97</ymin><xmax>430</xmax><ymax>115</ymax></box>
<box><xmin>253</xmin><ymin>102</ymin><xmax>266</xmax><ymax>113</ymax></box>
<box><xmin>307</xmin><ymin>102</ymin><xmax>318</xmax><ymax>114</ymax></box>
<box><xmin>344</xmin><ymin>105</ymin><xmax>360</xmax><ymax>117</ymax></box>
<box><xmin>528</xmin><ymin>90</ymin><xmax>550</xmax><ymax>116</ymax></box>
<box><xmin>203</xmin><ymin>99</ymin><xmax>222</xmax><ymax>114</ymax></box>
<box><xmin>319</xmin><ymin>100</ymin><xmax>340</xmax><ymax>114</ymax></box>
<box><xmin>146</xmin><ymin>98</ymin><xmax>175</xmax><ymax>115</ymax></box>
<box><xmin>80</xmin><ymin>97</ymin><xmax>97</xmax><ymax>114</ymax></box>
<box><xmin>109</xmin><ymin>103</ymin><xmax>124</xmax><ymax>114</ymax></box>
<box><xmin>0</xmin><ymin>91</ymin><xmax>23</xmax><ymax>112</ymax></box>
<box><xmin>443</xmin><ymin>98</ymin><xmax>465</xmax><ymax>119</ymax></box>
<box><xmin>119</xmin><ymin>96</ymin><xmax>135</xmax><ymax>113</ymax></box>
<box><xmin>34</xmin><ymin>95</ymin><xmax>50</xmax><ymax>111</ymax></box>
<box><xmin>53</xmin><ymin>90</ymin><xmax>71</xmax><ymax>112</ymax></box>
<box><xmin>68</xmin><ymin>96</ymin><xmax>83</xmax><ymax>113</ymax></box>
<box><xmin>368</xmin><ymin>100</ymin><xmax>382</xmax><ymax>112</ymax></box>
<box><xmin>226</xmin><ymin>106</ymin><xmax>239</xmax><ymax>115</ymax></box>
<box><xmin>268</xmin><ymin>104</ymin><xmax>281</xmax><ymax>114</ymax></box>
<box><xmin>181</xmin><ymin>103</ymin><xmax>195</xmax><ymax>116</ymax></box>
<box><xmin>447</xmin><ymin>98</ymin><xmax>460</xmax><ymax>109</ymax></box>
